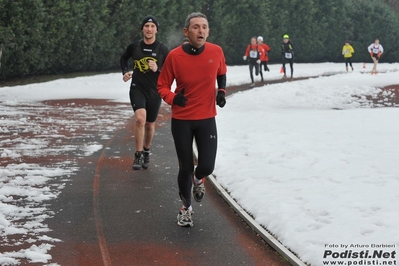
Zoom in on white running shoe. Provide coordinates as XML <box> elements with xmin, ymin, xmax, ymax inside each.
<box><xmin>177</xmin><ymin>207</ymin><xmax>193</xmax><ymax>227</ymax></box>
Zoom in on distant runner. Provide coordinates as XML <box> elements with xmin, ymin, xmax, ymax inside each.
<box><xmin>281</xmin><ymin>34</ymin><xmax>294</xmax><ymax>80</ymax></box>
<box><xmin>257</xmin><ymin>36</ymin><xmax>271</xmax><ymax>76</ymax></box>
<box><xmin>243</xmin><ymin>36</ymin><xmax>264</xmax><ymax>87</ymax></box>
<box><xmin>368</xmin><ymin>38</ymin><xmax>384</xmax><ymax>74</ymax></box>
<box><xmin>342</xmin><ymin>40</ymin><xmax>354</xmax><ymax>72</ymax></box>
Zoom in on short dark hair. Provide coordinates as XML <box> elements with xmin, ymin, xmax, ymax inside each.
<box><xmin>184</xmin><ymin>12</ymin><xmax>208</xmax><ymax>29</ymax></box>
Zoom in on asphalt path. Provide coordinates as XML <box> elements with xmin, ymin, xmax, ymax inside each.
<box><xmin>42</xmin><ymin>90</ymin><xmax>291</xmax><ymax>265</ymax></box>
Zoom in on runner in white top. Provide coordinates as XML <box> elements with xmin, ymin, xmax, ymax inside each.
<box><xmin>367</xmin><ymin>39</ymin><xmax>384</xmax><ymax>74</ymax></box>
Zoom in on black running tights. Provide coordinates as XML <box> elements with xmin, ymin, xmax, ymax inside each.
<box><xmin>249</xmin><ymin>63</ymin><xmax>260</xmax><ymax>83</ymax></box>
<box><xmin>283</xmin><ymin>58</ymin><xmax>294</xmax><ymax>76</ymax></box>
<box><xmin>171</xmin><ymin>117</ymin><xmax>217</xmax><ymax>208</ymax></box>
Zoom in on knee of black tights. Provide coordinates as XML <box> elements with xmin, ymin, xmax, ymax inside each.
<box><xmin>195</xmin><ymin>165</ymin><xmax>214</xmax><ymax>179</ymax></box>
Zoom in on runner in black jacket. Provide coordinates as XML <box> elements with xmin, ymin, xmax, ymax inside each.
<box><xmin>281</xmin><ymin>34</ymin><xmax>294</xmax><ymax>80</ymax></box>
<box><xmin>120</xmin><ymin>15</ymin><xmax>169</xmax><ymax>170</ymax></box>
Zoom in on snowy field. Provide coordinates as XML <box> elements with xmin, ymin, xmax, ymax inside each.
<box><xmin>1</xmin><ymin>62</ymin><xmax>399</xmax><ymax>265</ymax></box>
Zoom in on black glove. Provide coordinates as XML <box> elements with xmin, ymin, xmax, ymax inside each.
<box><xmin>173</xmin><ymin>88</ymin><xmax>187</xmax><ymax>107</ymax></box>
<box><xmin>216</xmin><ymin>90</ymin><xmax>226</xmax><ymax>108</ymax></box>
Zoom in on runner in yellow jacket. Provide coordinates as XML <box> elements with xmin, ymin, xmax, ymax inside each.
<box><xmin>342</xmin><ymin>40</ymin><xmax>354</xmax><ymax>72</ymax></box>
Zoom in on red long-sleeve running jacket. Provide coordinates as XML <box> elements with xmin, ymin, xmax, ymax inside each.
<box><xmin>157</xmin><ymin>42</ymin><xmax>227</xmax><ymax>120</ymax></box>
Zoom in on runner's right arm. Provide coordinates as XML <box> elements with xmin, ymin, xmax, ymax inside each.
<box><xmin>367</xmin><ymin>43</ymin><xmax>374</xmax><ymax>56</ymax></box>
<box><xmin>120</xmin><ymin>43</ymin><xmax>135</xmax><ymax>75</ymax></box>
<box><xmin>243</xmin><ymin>45</ymin><xmax>250</xmax><ymax>60</ymax></box>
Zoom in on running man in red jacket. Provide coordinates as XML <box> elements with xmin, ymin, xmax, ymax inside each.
<box><xmin>257</xmin><ymin>36</ymin><xmax>271</xmax><ymax>72</ymax></box>
<box><xmin>158</xmin><ymin>12</ymin><xmax>227</xmax><ymax>227</ymax></box>
<box><xmin>243</xmin><ymin>37</ymin><xmax>264</xmax><ymax>87</ymax></box>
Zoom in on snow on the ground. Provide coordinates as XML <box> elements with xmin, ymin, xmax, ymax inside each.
<box><xmin>215</xmin><ymin>63</ymin><xmax>399</xmax><ymax>265</ymax></box>
<box><xmin>0</xmin><ymin>92</ymin><xmax>131</xmax><ymax>264</ymax></box>
<box><xmin>1</xmin><ymin>62</ymin><xmax>399</xmax><ymax>265</ymax></box>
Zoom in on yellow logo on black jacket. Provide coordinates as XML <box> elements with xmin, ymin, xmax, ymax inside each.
<box><xmin>134</xmin><ymin>57</ymin><xmax>158</xmax><ymax>73</ymax></box>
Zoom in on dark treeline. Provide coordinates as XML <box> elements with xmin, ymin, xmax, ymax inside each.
<box><xmin>1</xmin><ymin>0</ymin><xmax>399</xmax><ymax>80</ymax></box>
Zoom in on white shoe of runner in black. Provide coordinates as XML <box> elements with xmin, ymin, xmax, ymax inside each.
<box><xmin>132</xmin><ymin>151</ymin><xmax>144</xmax><ymax>170</ymax></box>
<box><xmin>142</xmin><ymin>150</ymin><xmax>150</xmax><ymax>169</ymax></box>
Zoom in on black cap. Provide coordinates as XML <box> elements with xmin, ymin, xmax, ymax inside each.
<box><xmin>141</xmin><ymin>15</ymin><xmax>159</xmax><ymax>31</ymax></box>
